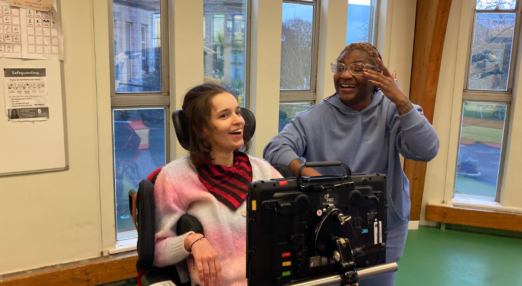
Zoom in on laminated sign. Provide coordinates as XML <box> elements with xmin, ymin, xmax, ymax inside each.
<box><xmin>10</xmin><ymin>0</ymin><xmax>53</xmax><ymax>11</ymax></box>
<box><xmin>4</xmin><ymin>68</ymin><xmax>49</xmax><ymax>122</ymax></box>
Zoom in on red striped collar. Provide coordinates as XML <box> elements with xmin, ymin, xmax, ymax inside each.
<box><xmin>197</xmin><ymin>152</ymin><xmax>252</xmax><ymax>210</ymax></box>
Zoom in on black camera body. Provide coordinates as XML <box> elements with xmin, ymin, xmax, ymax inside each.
<box><xmin>246</xmin><ymin>167</ymin><xmax>387</xmax><ymax>286</ymax></box>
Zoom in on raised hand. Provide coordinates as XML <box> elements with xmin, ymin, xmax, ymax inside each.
<box><xmin>364</xmin><ymin>59</ymin><xmax>413</xmax><ymax>115</ymax></box>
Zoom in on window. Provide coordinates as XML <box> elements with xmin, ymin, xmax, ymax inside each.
<box><xmin>454</xmin><ymin>0</ymin><xmax>518</xmax><ymax>202</ymax></box>
<box><xmin>141</xmin><ymin>25</ymin><xmax>148</xmax><ymax>70</ymax></box>
<box><xmin>279</xmin><ymin>0</ymin><xmax>319</xmax><ymax>131</ymax></box>
<box><xmin>346</xmin><ymin>0</ymin><xmax>378</xmax><ymax>45</ymax></box>
<box><xmin>279</xmin><ymin>102</ymin><xmax>312</xmax><ymax>132</ymax></box>
<box><xmin>111</xmin><ymin>0</ymin><xmax>169</xmax><ymax>240</ymax></box>
<box><xmin>203</xmin><ymin>0</ymin><xmax>248</xmax><ymax>107</ymax></box>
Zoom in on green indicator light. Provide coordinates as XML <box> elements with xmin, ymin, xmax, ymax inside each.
<box><xmin>282</xmin><ymin>271</ymin><xmax>291</xmax><ymax>277</ymax></box>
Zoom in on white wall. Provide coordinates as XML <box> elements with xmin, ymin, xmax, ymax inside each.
<box><xmin>422</xmin><ymin>0</ymin><xmax>522</xmax><ymax>225</ymax></box>
<box><xmin>0</xmin><ymin>0</ymin><xmax>103</xmax><ymax>274</ymax></box>
<box><xmin>249</xmin><ymin>0</ymin><xmax>283</xmax><ymax>157</ymax></box>
<box><xmin>377</xmin><ymin>0</ymin><xmax>417</xmax><ymax>99</ymax></box>
<box><xmin>0</xmin><ymin>0</ymin><xmax>418</xmax><ymax>275</ymax></box>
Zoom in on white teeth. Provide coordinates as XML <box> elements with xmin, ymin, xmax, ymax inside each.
<box><xmin>230</xmin><ymin>129</ymin><xmax>243</xmax><ymax>134</ymax></box>
<box><xmin>341</xmin><ymin>84</ymin><xmax>355</xmax><ymax>88</ymax></box>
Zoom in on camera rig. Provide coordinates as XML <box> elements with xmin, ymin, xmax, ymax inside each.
<box><xmin>247</xmin><ymin>161</ymin><xmax>398</xmax><ymax>286</ymax></box>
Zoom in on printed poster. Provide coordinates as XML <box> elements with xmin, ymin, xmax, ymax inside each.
<box><xmin>4</xmin><ymin>67</ymin><xmax>49</xmax><ymax>121</ymax></box>
<box><xmin>0</xmin><ymin>0</ymin><xmax>63</xmax><ymax>60</ymax></box>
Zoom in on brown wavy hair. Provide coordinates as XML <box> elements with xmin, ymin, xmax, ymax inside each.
<box><xmin>324</xmin><ymin>42</ymin><xmax>382</xmax><ymax>102</ymax></box>
<box><xmin>182</xmin><ymin>84</ymin><xmax>251</xmax><ymax>168</ymax></box>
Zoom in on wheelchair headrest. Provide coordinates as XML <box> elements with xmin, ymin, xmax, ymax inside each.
<box><xmin>172</xmin><ymin>107</ymin><xmax>256</xmax><ymax>151</ymax></box>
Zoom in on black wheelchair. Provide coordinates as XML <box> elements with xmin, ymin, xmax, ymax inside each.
<box><xmin>128</xmin><ymin>107</ymin><xmax>292</xmax><ymax>286</ymax></box>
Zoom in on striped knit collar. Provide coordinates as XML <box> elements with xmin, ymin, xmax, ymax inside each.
<box><xmin>196</xmin><ymin>152</ymin><xmax>253</xmax><ymax>211</ymax></box>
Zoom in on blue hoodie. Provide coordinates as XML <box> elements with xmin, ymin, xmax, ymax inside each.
<box><xmin>263</xmin><ymin>92</ymin><xmax>439</xmax><ymax>228</ymax></box>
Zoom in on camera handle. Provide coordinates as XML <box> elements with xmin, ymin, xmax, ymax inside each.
<box><xmin>297</xmin><ymin>161</ymin><xmax>352</xmax><ymax>181</ymax></box>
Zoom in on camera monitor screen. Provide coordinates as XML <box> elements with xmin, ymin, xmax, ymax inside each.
<box><xmin>246</xmin><ymin>170</ymin><xmax>387</xmax><ymax>286</ymax></box>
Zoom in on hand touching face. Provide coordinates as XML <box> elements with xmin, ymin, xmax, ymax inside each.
<box><xmin>364</xmin><ymin>59</ymin><xmax>412</xmax><ymax>115</ymax></box>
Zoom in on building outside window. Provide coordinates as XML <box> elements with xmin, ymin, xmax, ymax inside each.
<box><xmin>114</xmin><ymin>0</ymin><xmax>161</xmax><ymax>93</ymax></box>
<box><xmin>203</xmin><ymin>0</ymin><xmax>248</xmax><ymax>107</ymax></box>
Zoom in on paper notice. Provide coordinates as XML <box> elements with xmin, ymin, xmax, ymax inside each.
<box><xmin>4</xmin><ymin>68</ymin><xmax>49</xmax><ymax>122</ymax></box>
<box><xmin>0</xmin><ymin>3</ymin><xmax>23</xmax><ymax>58</ymax></box>
<box><xmin>10</xmin><ymin>0</ymin><xmax>53</xmax><ymax>11</ymax></box>
<box><xmin>1</xmin><ymin>0</ymin><xmax>63</xmax><ymax>60</ymax></box>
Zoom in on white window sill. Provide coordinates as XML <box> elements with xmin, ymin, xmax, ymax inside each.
<box><xmin>109</xmin><ymin>237</ymin><xmax>138</xmax><ymax>255</ymax></box>
<box><xmin>449</xmin><ymin>198</ymin><xmax>522</xmax><ymax>215</ymax></box>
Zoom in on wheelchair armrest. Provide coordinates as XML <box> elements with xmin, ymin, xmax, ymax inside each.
<box><xmin>128</xmin><ymin>189</ymin><xmax>138</xmax><ymax>231</ymax></box>
<box><xmin>177</xmin><ymin>214</ymin><xmax>204</xmax><ymax>236</ymax></box>
<box><xmin>273</xmin><ymin>164</ymin><xmax>295</xmax><ymax>178</ymax></box>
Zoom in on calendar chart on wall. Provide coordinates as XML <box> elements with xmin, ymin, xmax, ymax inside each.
<box><xmin>0</xmin><ymin>0</ymin><xmax>63</xmax><ymax>60</ymax></box>
<box><xmin>0</xmin><ymin>4</ymin><xmax>22</xmax><ymax>57</ymax></box>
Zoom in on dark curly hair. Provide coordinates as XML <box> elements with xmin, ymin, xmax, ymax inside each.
<box><xmin>182</xmin><ymin>83</ymin><xmax>251</xmax><ymax>168</ymax></box>
<box><xmin>324</xmin><ymin>42</ymin><xmax>382</xmax><ymax>102</ymax></box>
<box><xmin>342</xmin><ymin>42</ymin><xmax>382</xmax><ymax>64</ymax></box>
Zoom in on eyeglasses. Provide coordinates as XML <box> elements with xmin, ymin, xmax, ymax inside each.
<box><xmin>330</xmin><ymin>62</ymin><xmax>379</xmax><ymax>75</ymax></box>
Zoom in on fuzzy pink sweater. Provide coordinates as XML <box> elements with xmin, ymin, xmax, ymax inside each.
<box><xmin>154</xmin><ymin>156</ymin><xmax>281</xmax><ymax>286</ymax></box>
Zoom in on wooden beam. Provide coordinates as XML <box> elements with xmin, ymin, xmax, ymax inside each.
<box><xmin>406</xmin><ymin>0</ymin><xmax>452</xmax><ymax>221</ymax></box>
<box><xmin>425</xmin><ymin>204</ymin><xmax>522</xmax><ymax>232</ymax></box>
<box><xmin>0</xmin><ymin>252</ymin><xmax>137</xmax><ymax>286</ymax></box>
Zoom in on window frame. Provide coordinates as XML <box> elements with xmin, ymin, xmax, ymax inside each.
<box><xmin>463</xmin><ymin>1</ymin><xmax>521</xmax><ymax>93</ymax></box>
<box><xmin>109</xmin><ymin>0</ymin><xmax>170</xmax><ymax>107</ymax></box>
<box><xmin>346</xmin><ymin>0</ymin><xmax>380</xmax><ymax>46</ymax></box>
<box><xmin>454</xmin><ymin>100</ymin><xmax>511</xmax><ymax>202</ymax></box>
<box><xmin>141</xmin><ymin>24</ymin><xmax>148</xmax><ymax>68</ymax></box>
<box><xmin>368</xmin><ymin>0</ymin><xmax>379</xmax><ymax>45</ymax></box>
<box><xmin>279</xmin><ymin>0</ymin><xmax>321</xmax><ymax>103</ymax></box>
<box><xmin>108</xmin><ymin>0</ymin><xmax>170</xmax><ymax>241</ymax></box>
<box><xmin>455</xmin><ymin>0</ymin><xmax>521</xmax><ymax>202</ymax></box>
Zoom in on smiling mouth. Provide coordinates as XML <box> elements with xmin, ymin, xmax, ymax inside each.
<box><xmin>340</xmin><ymin>84</ymin><xmax>356</xmax><ymax>89</ymax></box>
<box><xmin>229</xmin><ymin>129</ymin><xmax>243</xmax><ymax>135</ymax></box>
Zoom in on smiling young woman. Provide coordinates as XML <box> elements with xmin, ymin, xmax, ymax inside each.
<box><xmin>153</xmin><ymin>84</ymin><xmax>281</xmax><ymax>286</ymax></box>
<box><xmin>264</xmin><ymin>42</ymin><xmax>440</xmax><ymax>286</ymax></box>
<box><xmin>206</xmin><ymin>92</ymin><xmax>247</xmax><ymax>167</ymax></box>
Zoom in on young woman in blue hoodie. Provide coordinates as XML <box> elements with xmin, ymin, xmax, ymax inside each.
<box><xmin>263</xmin><ymin>42</ymin><xmax>439</xmax><ymax>286</ymax></box>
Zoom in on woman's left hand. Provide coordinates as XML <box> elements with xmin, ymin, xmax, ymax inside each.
<box><xmin>364</xmin><ymin>59</ymin><xmax>413</xmax><ymax>115</ymax></box>
<box><xmin>364</xmin><ymin>59</ymin><xmax>406</xmax><ymax>104</ymax></box>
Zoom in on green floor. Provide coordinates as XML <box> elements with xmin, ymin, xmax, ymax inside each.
<box><xmin>100</xmin><ymin>227</ymin><xmax>522</xmax><ymax>286</ymax></box>
<box><xmin>396</xmin><ymin>227</ymin><xmax>522</xmax><ymax>286</ymax></box>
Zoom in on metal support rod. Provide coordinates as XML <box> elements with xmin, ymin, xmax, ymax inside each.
<box><xmin>285</xmin><ymin>262</ymin><xmax>398</xmax><ymax>286</ymax></box>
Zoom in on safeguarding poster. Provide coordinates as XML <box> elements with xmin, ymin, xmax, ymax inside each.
<box><xmin>4</xmin><ymin>67</ymin><xmax>49</xmax><ymax>121</ymax></box>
